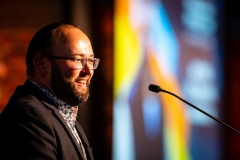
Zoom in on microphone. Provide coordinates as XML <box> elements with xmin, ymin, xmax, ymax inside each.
<box><xmin>149</xmin><ymin>84</ymin><xmax>162</xmax><ymax>93</ymax></box>
<box><xmin>148</xmin><ymin>84</ymin><xmax>240</xmax><ymax>134</ymax></box>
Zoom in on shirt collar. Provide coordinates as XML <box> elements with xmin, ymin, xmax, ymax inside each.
<box><xmin>28</xmin><ymin>79</ymin><xmax>78</xmax><ymax>127</ymax></box>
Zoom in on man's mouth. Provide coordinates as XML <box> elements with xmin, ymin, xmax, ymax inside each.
<box><xmin>76</xmin><ymin>80</ymin><xmax>85</xmax><ymax>85</ymax></box>
<box><xmin>76</xmin><ymin>79</ymin><xmax>88</xmax><ymax>87</ymax></box>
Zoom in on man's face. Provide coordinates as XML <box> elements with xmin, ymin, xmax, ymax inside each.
<box><xmin>50</xmin><ymin>61</ymin><xmax>90</xmax><ymax>106</ymax></box>
<box><xmin>49</xmin><ymin>27</ymin><xmax>94</xmax><ymax>106</ymax></box>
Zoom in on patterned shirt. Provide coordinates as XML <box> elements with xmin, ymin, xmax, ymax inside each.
<box><xmin>29</xmin><ymin>79</ymin><xmax>87</xmax><ymax>159</ymax></box>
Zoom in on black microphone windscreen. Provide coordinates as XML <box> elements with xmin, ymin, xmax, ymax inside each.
<box><xmin>149</xmin><ymin>84</ymin><xmax>161</xmax><ymax>93</ymax></box>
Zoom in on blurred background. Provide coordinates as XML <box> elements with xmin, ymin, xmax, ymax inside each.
<box><xmin>0</xmin><ymin>0</ymin><xmax>240</xmax><ymax>160</ymax></box>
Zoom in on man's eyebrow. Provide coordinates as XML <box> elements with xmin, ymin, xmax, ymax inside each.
<box><xmin>74</xmin><ymin>53</ymin><xmax>95</xmax><ymax>57</ymax></box>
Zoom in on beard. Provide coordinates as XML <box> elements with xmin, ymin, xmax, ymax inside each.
<box><xmin>50</xmin><ymin>62</ymin><xmax>90</xmax><ymax>106</ymax></box>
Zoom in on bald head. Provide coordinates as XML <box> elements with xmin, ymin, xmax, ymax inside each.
<box><xmin>52</xmin><ymin>26</ymin><xmax>93</xmax><ymax>57</ymax></box>
<box><xmin>26</xmin><ymin>22</ymin><xmax>88</xmax><ymax>77</ymax></box>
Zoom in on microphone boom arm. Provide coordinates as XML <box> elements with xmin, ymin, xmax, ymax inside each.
<box><xmin>154</xmin><ymin>85</ymin><xmax>240</xmax><ymax>135</ymax></box>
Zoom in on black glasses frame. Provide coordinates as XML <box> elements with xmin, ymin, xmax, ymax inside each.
<box><xmin>44</xmin><ymin>55</ymin><xmax>100</xmax><ymax>69</ymax></box>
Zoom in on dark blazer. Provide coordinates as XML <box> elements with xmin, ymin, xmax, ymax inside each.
<box><xmin>0</xmin><ymin>80</ymin><xmax>94</xmax><ymax>160</ymax></box>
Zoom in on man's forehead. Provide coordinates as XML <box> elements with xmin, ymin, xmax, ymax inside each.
<box><xmin>54</xmin><ymin>27</ymin><xmax>87</xmax><ymax>42</ymax></box>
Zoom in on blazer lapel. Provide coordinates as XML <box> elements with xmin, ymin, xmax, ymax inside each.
<box><xmin>76</xmin><ymin>122</ymin><xmax>94</xmax><ymax>160</ymax></box>
<box><xmin>41</xmin><ymin>101</ymin><xmax>86</xmax><ymax>159</ymax></box>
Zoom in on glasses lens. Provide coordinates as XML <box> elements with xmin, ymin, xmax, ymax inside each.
<box><xmin>75</xmin><ymin>58</ymin><xmax>100</xmax><ymax>69</ymax></box>
<box><xmin>75</xmin><ymin>59</ymin><xmax>84</xmax><ymax>69</ymax></box>
<box><xmin>92</xmin><ymin>58</ymin><xmax>100</xmax><ymax>69</ymax></box>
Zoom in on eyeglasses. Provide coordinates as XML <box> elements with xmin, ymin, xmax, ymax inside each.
<box><xmin>44</xmin><ymin>55</ymin><xmax>100</xmax><ymax>70</ymax></box>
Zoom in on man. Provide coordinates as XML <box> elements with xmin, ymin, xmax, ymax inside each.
<box><xmin>0</xmin><ymin>22</ymin><xmax>99</xmax><ymax>160</ymax></box>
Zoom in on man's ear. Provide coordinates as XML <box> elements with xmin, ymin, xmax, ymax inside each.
<box><xmin>33</xmin><ymin>55</ymin><xmax>47</xmax><ymax>74</ymax></box>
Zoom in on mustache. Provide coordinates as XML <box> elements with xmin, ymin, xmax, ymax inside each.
<box><xmin>75</xmin><ymin>76</ymin><xmax>91</xmax><ymax>84</ymax></box>
<box><xmin>75</xmin><ymin>77</ymin><xmax>90</xmax><ymax>81</ymax></box>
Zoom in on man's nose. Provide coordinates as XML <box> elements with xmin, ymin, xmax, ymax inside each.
<box><xmin>80</xmin><ymin>62</ymin><xmax>92</xmax><ymax>75</ymax></box>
